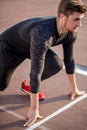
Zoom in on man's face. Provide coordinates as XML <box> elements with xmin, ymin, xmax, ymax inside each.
<box><xmin>64</xmin><ymin>12</ymin><xmax>84</xmax><ymax>32</ymax></box>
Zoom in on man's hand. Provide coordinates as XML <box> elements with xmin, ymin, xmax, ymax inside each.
<box><xmin>24</xmin><ymin>107</ymin><xmax>43</xmax><ymax>127</ymax></box>
<box><xmin>24</xmin><ymin>92</ymin><xmax>43</xmax><ymax>127</ymax></box>
<box><xmin>67</xmin><ymin>74</ymin><xmax>85</xmax><ymax>100</ymax></box>
<box><xmin>70</xmin><ymin>89</ymin><xmax>85</xmax><ymax>100</ymax></box>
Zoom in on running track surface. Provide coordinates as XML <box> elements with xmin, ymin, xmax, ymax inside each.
<box><xmin>0</xmin><ymin>0</ymin><xmax>87</xmax><ymax>130</ymax></box>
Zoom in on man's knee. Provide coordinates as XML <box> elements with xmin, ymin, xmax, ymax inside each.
<box><xmin>53</xmin><ymin>61</ymin><xmax>63</xmax><ymax>73</ymax></box>
<box><xmin>0</xmin><ymin>82</ymin><xmax>8</xmax><ymax>91</ymax></box>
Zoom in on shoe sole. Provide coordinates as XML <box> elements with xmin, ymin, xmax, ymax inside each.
<box><xmin>21</xmin><ymin>87</ymin><xmax>30</xmax><ymax>95</ymax></box>
<box><xmin>20</xmin><ymin>87</ymin><xmax>45</xmax><ymax>101</ymax></box>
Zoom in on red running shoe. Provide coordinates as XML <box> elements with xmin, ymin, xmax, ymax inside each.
<box><xmin>21</xmin><ymin>80</ymin><xmax>45</xmax><ymax>101</ymax></box>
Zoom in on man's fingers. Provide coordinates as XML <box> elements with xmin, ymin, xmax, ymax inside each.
<box><xmin>76</xmin><ymin>91</ymin><xmax>85</xmax><ymax>96</ymax></box>
<box><xmin>70</xmin><ymin>90</ymin><xmax>85</xmax><ymax>100</ymax></box>
<box><xmin>23</xmin><ymin>119</ymin><xmax>32</xmax><ymax>127</ymax></box>
<box><xmin>27</xmin><ymin>119</ymin><xmax>36</xmax><ymax>127</ymax></box>
<box><xmin>70</xmin><ymin>94</ymin><xmax>75</xmax><ymax>100</ymax></box>
<box><xmin>24</xmin><ymin>115</ymin><xmax>43</xmax><ymax>127</ymax></box>
<box><xmin>37</xmin><ymin>115</ymin><xmax>43</xmax><ymax>119</ymax></box>
<box><xmin>24</xmin><ymin>118</ymin><xmax>36</xmax><ymax>127</ymax></box>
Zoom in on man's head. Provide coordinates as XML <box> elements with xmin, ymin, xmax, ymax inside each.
<box><xmin>57</xmin><ymin>0</ymin><xmax>86</xmax><ymax>17</ymax></box>
<box><xmin>57</xmin><ymin>0</ymin><xmax>87</xmax><ymax>33</ymax></box>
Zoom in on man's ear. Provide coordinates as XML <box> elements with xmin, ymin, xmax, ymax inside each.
<box><xmin>60</xmin><ymin>13</ymin><xmax>66</xmax><ymax>20</ymax></box>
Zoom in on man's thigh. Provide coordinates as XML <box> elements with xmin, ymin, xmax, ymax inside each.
<box><xmin>0</xmin><ymin>40</ymin><xmax>27</xmax><ymax>90</ymax></box>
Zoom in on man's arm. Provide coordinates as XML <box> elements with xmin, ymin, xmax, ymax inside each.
<box><xmin>24</xmin><ymin>93</ymin><xmax>43</xmax><ymax>127</ymax></box>
<box><xmin>63</xmin><ymin>32</ymin><xmax>85</xmax><ymax>100</ymax></box>
<box><xmin>24</xmin><ymin>27</ymin><xmax>48</xmax><ymax>127</ymax></box>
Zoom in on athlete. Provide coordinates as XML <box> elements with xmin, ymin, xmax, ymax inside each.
<box><xmin>0</xmin><ymin>0</ymin><xmax>86</xmax><ymax>127</ymax></box>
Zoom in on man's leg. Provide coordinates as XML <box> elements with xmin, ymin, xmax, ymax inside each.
<box><xmin>21</xmin><ymin>49</ymin><xmax>63</xmax><ymax>100</ymax></box>
<box><xmin>0</xmin><ymin>41</ymin><xmax>27</xmax><ymax>91</ymax></box>
<box><xmin>41</xmin><ymin>49</ymin><xmax>63</xmax><ymax>80</ymax></box>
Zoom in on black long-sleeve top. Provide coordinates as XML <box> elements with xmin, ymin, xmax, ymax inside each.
<box><xmin>0</xmin><ymin>17</ymin><xmax>77</xmax><ymax>93</ymax></box>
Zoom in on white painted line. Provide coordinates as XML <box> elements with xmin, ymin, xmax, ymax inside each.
<box><xmin>0</xmin><ymin>105</ymin><xmax>26</xmax><ymax>120</ymax></box>
<box><xmin>38</xmin><ymin>125</ymin><xmax>52</xmax><ymax>130</ymax></box>
<box><xmin>0</xmin><ymin>105</ymin><xmax>51</xmax><ymax>130</ymax></box>
<box><xmin>76</xmin><ymin>69</ymin><xmax>87</xmax><ymax>76</ymax></box>
<box><xmin>76</xmin><ymin>65</ymin><xmax>87</xmax><ymax>76</ymax></box>
<box><xmin>25</xmin><ymin>93</ymin><xmax>87</xmax><ymax>130</ymax></box>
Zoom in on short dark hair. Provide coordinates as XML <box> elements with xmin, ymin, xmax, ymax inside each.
<box><xmin>57</xmin><ymin>0</ymin><xmax>87</xmax><ymax>17</ymax></box>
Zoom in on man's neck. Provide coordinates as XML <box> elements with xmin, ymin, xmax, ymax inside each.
<box><xmin>56</xmin><ymin>17</ymin><xmax>67</xmax><ymax>35</ymax></box>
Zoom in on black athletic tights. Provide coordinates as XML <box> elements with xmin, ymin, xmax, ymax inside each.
<box><xmin>0</xmin><ymin>41</ymin><xmax>63</xmax><ymax>91</ymax></box>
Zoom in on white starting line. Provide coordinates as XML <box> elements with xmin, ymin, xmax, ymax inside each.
<box><xmin>25</xmin><ymin>93</ymin><xmax>87</xmax><ymax>130</ymax></box>
<box><xmin>76</xmin><ymin>64</ymin><xmax>87</xmax><ymax>76</ymax></box>
<box><xmin>0</xmin><ymin>94</ymin><xmax>87</xmax><ymax>130</ymax></box>
<box><xmin>0</xmin><ymin>105</ymin><xmax>26</xmax><ymax>120</ymax></box>
<box><xmin>0</xmin><ymin>64</ymin><xmax>87</xmax><ymax>130</ymax></box>
<box><xmin>0</xmin><ymin>105</ymin><xmax>51</xmax><ymax>130</ymax></box>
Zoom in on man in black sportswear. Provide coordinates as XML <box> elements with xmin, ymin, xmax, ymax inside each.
<box><xmin>0</xmin><ymin>0</ymin><xmax>86</xmax><ymax>127</ymax></box>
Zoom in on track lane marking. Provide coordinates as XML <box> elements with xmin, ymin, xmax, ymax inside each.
<box><xmin>25</xmin><ymin>93</ymin><xmax>87</xmax><ymax>130</ymax></box>
<box><xmin>0</xmin><ymin>105</ymin><xmax>26</xmax><ymax>120</ymax></box>
<box><xmin>0</xmin><ymin>105</ymin><xmax>51</xmax><ymax>130</ymax></box>
<box><xmin>76</xmin><ymin>64</ymin><xmax>87</xmax><ymax>76</ymax></box>
<box><xmin>0</xmin><ymin>64</ymin><xmax>86</xmax><ymax>130</ymax></box>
